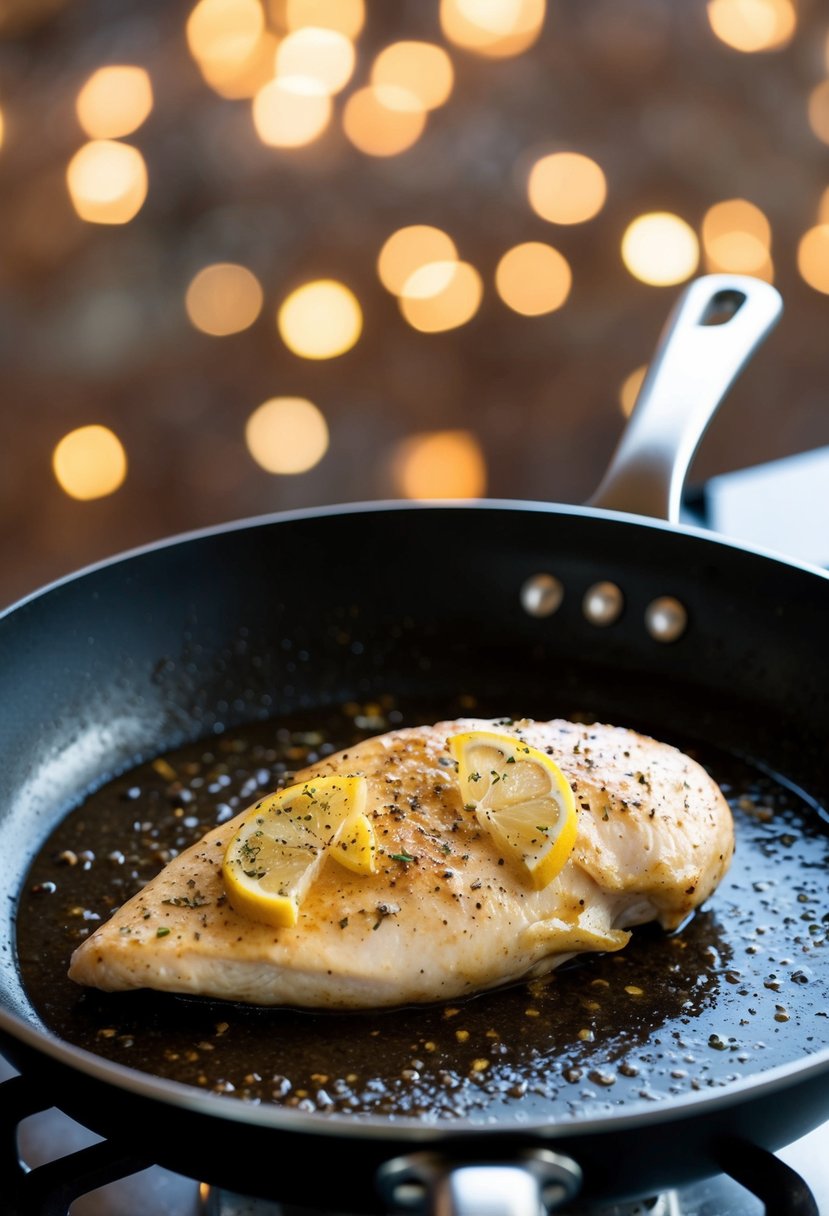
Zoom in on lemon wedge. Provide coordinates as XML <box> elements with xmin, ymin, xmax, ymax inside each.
<box><xmin>447</xmin><ymin>729</ymin><xmax>578</xmax><ymax>889</ymax></box>
<box><xmin>222</xmin><ymin>774</ymin><xmax>375</xmax><ymax>927</ymax></box>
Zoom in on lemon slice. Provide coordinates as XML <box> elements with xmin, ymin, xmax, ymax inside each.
<box><xmin>447</xmin><ymin>729</ymin><xmax>578</xmax><ymax>889</ymax></box>
<box><xmin>222</xmin><ymin>774</ymin><xmax>375</xmax><ymax>927</ymax></box>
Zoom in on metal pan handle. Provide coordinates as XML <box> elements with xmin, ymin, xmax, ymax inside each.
<box><xmin>588</xmin><ymin>274</ymin><xmax>783</xmax><ymax>524</ymax></box>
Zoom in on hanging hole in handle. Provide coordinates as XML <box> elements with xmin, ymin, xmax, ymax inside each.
<box><xmin>698</xmin><ymin>288</ymin><xmax>747</xmax><ymax>326</ymax></box>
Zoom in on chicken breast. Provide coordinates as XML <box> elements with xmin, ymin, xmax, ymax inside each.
<box><xmin>68</xmin><ymin>718</ymin><xmax>734</xmax><ymax>1009</ymax></box>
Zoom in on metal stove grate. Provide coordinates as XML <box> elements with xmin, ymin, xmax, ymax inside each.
<box><xmin>0</xmin><ymin>1069</ymin><xmax>822</xmax><ymax>1216</ymax></box>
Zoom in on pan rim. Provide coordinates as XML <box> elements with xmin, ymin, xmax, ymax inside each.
<box><xmin>1</xmin><ymin>496</ymin><xmax>827</xmax><ymax>628</ymax></box>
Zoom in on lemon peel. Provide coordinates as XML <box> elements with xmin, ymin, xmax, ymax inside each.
<box><xmin>222</xmin><ymin>774</ymin><xmax>375</xmax><ymax>927</ymax></box>
<box><xmin>447</xmin><ymin>729</ymin><xmax>577</xmax><ymax>888</ymax></box>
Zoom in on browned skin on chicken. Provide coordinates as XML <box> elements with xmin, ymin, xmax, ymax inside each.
<box><xmin>68</xmin><ymin>718</ymin><xmax>734</xmax><ymax>1009</ymax></box>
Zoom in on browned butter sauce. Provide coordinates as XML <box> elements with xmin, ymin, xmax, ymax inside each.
<box><xmin>15</xmin><ymin>698</ymin><xmax>829</xmax><ymax>1123</ymax></box>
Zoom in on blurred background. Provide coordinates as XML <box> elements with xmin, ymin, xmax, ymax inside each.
<box><xmin>1</xmin><ymin>0</ymin><xmax>828</xmax><ymax>608</ymax></box>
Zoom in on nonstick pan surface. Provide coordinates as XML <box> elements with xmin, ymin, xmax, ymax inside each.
<box><xmin>13</xmin><ymin>684</ymin><xmax>829</xmax><ymax>1125</ymax></box>
<box><xmin>2</xmin><ymin>276</ymin><xmax>828</xmax><ymax>1212</ymax></box>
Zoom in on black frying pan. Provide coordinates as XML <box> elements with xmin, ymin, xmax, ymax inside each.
<box><xmin>2</xmin><ymin>274</ymin><xmax>828</xmax><ymax>1216</ymax></box>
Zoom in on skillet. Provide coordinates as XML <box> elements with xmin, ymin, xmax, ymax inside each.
<box><xmin>1</xmin><ymin>274</ymin><xmax>828</xmax><ymax>1215</ymax></box>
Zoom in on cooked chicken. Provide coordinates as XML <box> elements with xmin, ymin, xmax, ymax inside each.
<box><xmin>68</xmin><ymin>718</ymin><xmax>734</xmax><ymax>1009</ymax></box>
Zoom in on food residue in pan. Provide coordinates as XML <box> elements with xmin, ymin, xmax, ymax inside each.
<box><xmin>16</xmin><ymin>696</ymin><xmax>829</xmax><ymax>1123</ymax></box>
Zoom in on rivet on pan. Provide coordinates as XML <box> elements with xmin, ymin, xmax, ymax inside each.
<box><xmin>645</xmin><ymin>596</ymin><xmax>688</xmax><ymax>643</ymax></box>
<box><xmin>520</xmin><ymin>573</ymin><xmax>564</xmax><ymax>618</ymax></box>
<box><xmin>582</xmin><ymin>581</ymin><xmax>624</xmax><ymax>627</ymax></box>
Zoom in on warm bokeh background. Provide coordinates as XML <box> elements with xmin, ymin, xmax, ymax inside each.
<box><xmin>1</xmin><ymin>0</ymin><xmax>828</xmax><ymax>607</ymax></box>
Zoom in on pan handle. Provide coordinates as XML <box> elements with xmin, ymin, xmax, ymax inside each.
<box><xmin>588</xmin><ymin>273</ymin><xmax>783</xmax><ymax>523</ymax></box>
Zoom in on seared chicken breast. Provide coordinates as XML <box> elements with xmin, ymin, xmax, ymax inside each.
<box><xmin>68</xmin><ymin>718</ymin><xmax>734</xmax><ymax>1009</ymax></box>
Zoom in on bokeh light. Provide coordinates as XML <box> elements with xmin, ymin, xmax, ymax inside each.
<box><xmin>52</xmin><ymin>426</ymin><xmax>128</xmax><ymax>501</ymax></box>
<box><xmin>440</xmin><ymin>0</ymin><xmax>546</xmax><ymax>59</ymax></box>
<box><xmin>76</xmin><ymin>67</ymin><xmax>154</xmax><ymax>139</ymax></box>
<box><xmin>283</xmin><ymin>0</ymin><xmax>365</xmax><ymax>39</ymax></box>
<box><xmin>277</xmin><ymin>279</ymin><xmax>362</xmax><ymax>358</ymax></box>
<box><xmin>185</xmin><ymin>263</ymin><xmax>264</xmax><ymax>335</ymax></box>
<box><xmin>252</xmin><ymin>76</ymin><xmax>332</xmax><ymax>147</ymax></box>
<box><xmin>619</xmin><ymin>364</ymin><xmax>648</xmax><ymax>417</ymax></box>
<box><xmin>245</xmin><ymin>397</ymin><xmax>329</xmax><ymax>473</ymax></box>
<box><xmin>186</xmin><ymin>0</ymin><xmax>265</xmax><ymax>94</ymax></box>
<box><xmin>527</xmin><ymin>151</ymin><xmax>607</xmax><ymax>226</ymax></box>
<box><xmin>66</xmin><ymin>140</ymin><xmax>149</xmax><ymax>225</ymax></box>
<box><xmin>275</xmin><ymin>27</ymin><xmax>355</xmax><ymax>95</ymax></box>
<box><xmin>5</xmin><ymin>0</ymin><xmax>829</xmax><ymax>616</ymax></box>
<box><xmin>621</xmin><ymin>212</ymin><xmax>699</xmax><ymax>285</ymax></box>
<box><xmin>377</xmin><ymin>225</ymin><xmax>458</xmax><ymax>296</ymax></box>
<box><xmin>807</xmin><ymin>80</ymin><xmax>829</xmax><ymax>146</ymax></box>
<box><xmin>701</xmin><ymin>197</ymin><xmax>772</xmax><ymax>276</ymax></box>
<box><xmin>400</xmin><ymin>260</ymin><xmax>458</xmax><ymax>299</ymax></box>
<box><xmin>199</xmin><ymin>28</ymin><xmax>278</xmax><ymax>99</ymax></box>
<box><xmin>706</xmin><ymin>0</ymin><xmax>796</xmax><ymax>53</ymax></box>
<box><xmin>392</xmin><ymin>429</ymin><xmax>486</xmax><ymax>498</ymax></box>
<box><xmin>797</xmin><ymin>225</ymin><xmax>829</xmax><ymax>294</ymax></box>
<box><xmin>398</xmin><ymin>261</ymin><xmax>483</xmax><ymax>332</ymax></box>
<box><xmin>494</xmin><ymin>242</ymin><xmax>571</xmax><ymax>315</ymax></box>
<box><xmin>371</xmin><ymin>42</ymin><xmax>454</xmax><ymax>111</ymax></box>
<box><xmin>702</xmin><ymin>198</ymin><xmax>770</xmax><ymax>248</ymax></box>
<box><xmin>342</xmin><ymin>84</ymin><xmax>426</xmax><ymax>157</ymax></box>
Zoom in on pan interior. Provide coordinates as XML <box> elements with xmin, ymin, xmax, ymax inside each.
<box><xmin>15</xmin><ymin>691</ymin><xmax>829</xmax><ymax>1127</ymax></box>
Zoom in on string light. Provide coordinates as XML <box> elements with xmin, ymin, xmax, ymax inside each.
<box><xmin>807</xmin><ymin>80</ymin><xmax>829</xmax><ymax>146</ymax></box>
<box><xmin>200</xmin><ymin>29</ymin><xmax>278</xmax><ymax>99</ymax></box>
<box><xmin>66</xmin><ymin>140</ymin><xmax>148</xmax><ymax>225</ymax></box>
<box><xmin>706</xmin><ymin>0</ymin><xmax>796</xmax><ymax>52</ymax></box>
<box><xmin>186</xmin><ymin>0</ymin><xmax>265</xmax><ymax>93</ymax></box>
<box><xmin>185</xmin><ymin>263</ymin><xmax>264</xmax><ymax>335</ymax></box>
<box><xmin>619</xmin><ymin>365</ymin><xmax>648</xmax><ymax>417</ymax></box>
<box><xmin>252</xmin><ymin>76</ymin><xmax>332</xmax><ymax>147</ymax></box>
<box><xmin>283</xmin><ymin>0</ymin><xmax>365</xmax><ymax>39</ymax></box>
<box><xmin>277</xmin><ymin>279</ymin><xmax>362</xmax><ymax>358</ymax></box>
<box><xmin>701</xmin><ymin>198</ymin><xmax>772</xmax><ymax>276</ymax></box>
<box><xmin>621</xmin><ymin>212</ymin><xmax>699</xmax><ymax>285</ymax></box>
<box><xmin>439</xmin><ymin>0</ymin><xmax>546</xmax><ymax>58</ymax></box>
<box><xmin>371</xmin><ymin>42</ymin><xmax>454</xmax><ymax>111</ymax></box>
<box><xmin>398</xmin><ymin>261</ymin><xmax>483</xmax><ymax>332</ymax></box>
<box><xmin>275</xmin><ymin>27</ymin><xmax>356</xmax><ymax>95</ymax></box>
<box><xmin>494</xmin><ymin>242</ymin><xmax>571</xmax><ymax>315</ymax></box>
<box><xmin>245</xmin><ymin>397</ymin><xmax>329</xmax><ymax>473</ymax></box>
<box><xmin>342</xmin><ymin>84</ymin><xmax>426</xmax><ymax>157</ymax></box>
<box><xmin>377</xmin><ymin>226</ymin><xmax>458</xmax><ymax>296</ymax></box>
<box><xmin>52</xmin><ymin>425</ymin><xmax>127</xmax><ymax>500</ymax></box>
<box><xmin>797</xmin><ymin>225</ymin><xmax>829</xmax><ymax>294</ymax></box>
<box><xmin>527</xmin><ymin>152</ymin><xmax>607</xmax><ymax>225</ymax></box>
<box><xmin>75</xmin><ymin>67</ymin><xmax>153</xmax><ymax>139</ymax></box>
<box><xmin>392</xmin><ymin>429</ymin><xmax>486</xmax><ymax>498</ymax></box>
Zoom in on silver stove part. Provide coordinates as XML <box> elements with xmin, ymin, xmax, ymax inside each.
<box><xmin>200</xmin><ymin>1195</ymin><xmax>680</xmax><ymax>1216</ymax></box>
<box><xmin>199</xmin><ymin>1187</ymin><xmax>684</xmax><ymax>1215</ymax></box>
